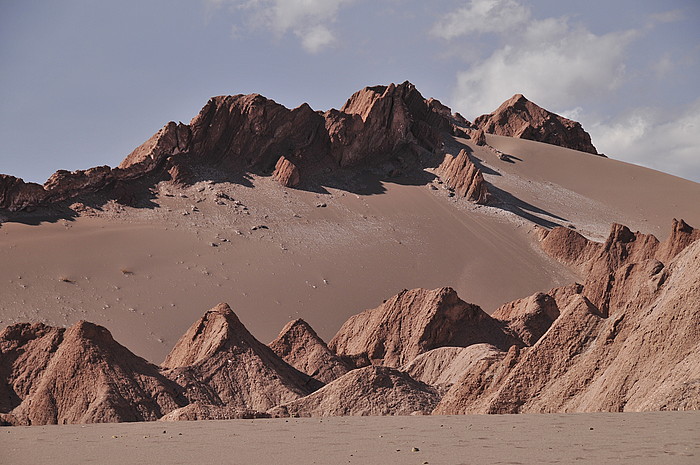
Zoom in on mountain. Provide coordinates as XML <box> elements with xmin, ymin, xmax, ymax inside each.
<box><xmin>474</xmin><ymin>93</ymin><xmax>599</xmax><ymax>154</ymax></box>
<box><xmin>161</xmin><ymin>303</ymin><xmax>317</xmax><ymax>412</ymax></box>
<box><xmin>1</xmin><ymin>81</ymin><xmax>699</xmax><ymax>425</ymax></box>
<box><xmin>268</xmin><ymin>318</ymin><xmax>350</xmax><ymax>384</ymax></box>
<box><xmin>0</xmin><ymin>83</ymin><xmax>605</xmax><ymax>213</ymax></box>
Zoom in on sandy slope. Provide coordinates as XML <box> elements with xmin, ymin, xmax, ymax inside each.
<box><xmin>2</xmin><ymin>132</ymin><xmax>699</xmax><ymax>362</ymax></box>
<box><xmin>1</xmin><ymin>412</ymin><xmax>698</xmax><ymax>464</ymax></box>
<box><xmin>456</xmin><ymin>134</ymin><xmax>700</xmax><ymax>240</ymax></box>
<box><xmin>0</xmin><ymin>172</ymin><xmax>576</xmax><ymax>362</ymax></box>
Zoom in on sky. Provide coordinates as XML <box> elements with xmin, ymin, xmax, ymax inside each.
<box><xmin>1</xmin><ymin>0</ymin><xmax>699</xmax><ymax>183</ymax></box>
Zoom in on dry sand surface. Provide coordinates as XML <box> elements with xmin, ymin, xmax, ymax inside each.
<box><xmin>0</xmin><ymin>174</ymin><xmax>577</xmax><ymax>362</ymax></box>
<box><xmin>2</xmin><ymin>412</ymin><xmax>698</xmax><ymax>464</ymax></box>
<box><xmin>454</xmin><ymin>135</ymin><xmax>700</xmax><ymax>240</ymax></box>
<box><xmin>2</xmin><ymin>133</ymin><xmax>699</xmax><ymax>363</ymax></box>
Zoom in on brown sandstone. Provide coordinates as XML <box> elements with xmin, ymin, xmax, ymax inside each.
<box><xmin>268</xmin><ymin>319</ymin><xmax>350</xmax><ymax>384</ymax></box>
<box><xmin>434</xmin><ymin>221</ymin><xmax>700</xmax><ymax>414</ymax></box>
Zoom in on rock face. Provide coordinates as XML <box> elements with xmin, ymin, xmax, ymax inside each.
<box><xmin>0</xmin><ymin>321</ymin><xmax>185</xmax><ymax>426</ymax></box>
<box><xmin>118</xmin><ymin>121</ymin><xmax>191</xmax><ymax>172</ymax></box>
<box><xmin>162</xmin><ymin>303</ymin><xmax>316</xmax><ymax>412</ymax></box>
<box><xmin>328</xmin><ymin>287</ymin><xmax>519</xmax><ymax>367</ymax></box>
<box><xmin>268</xmin><ymin>319</ymin><xmax>350</xmax><ymax>384</ymax></box>
<box><xmin>269</xmin><ymin>366</ymin><xmax>440</xmax><ymax>417</ymax></box>
<box><xmin>327</xmin><ymin>82</ymin><xmax>450</xmax><ymax>167</ymax></box>
<box><xmin>474</xmin><ymin>94</ymin><xmax>599</xmax><ymax>154</ymax></box>
<box><xmin>436</xmin><ymin>149</ymin><xmax>489</xmax><ymax>203</ymax></box>
<box><xmin>435</xmin><ymin>220</ymin><xmax>700</xmax><ymax>414</ymax></box>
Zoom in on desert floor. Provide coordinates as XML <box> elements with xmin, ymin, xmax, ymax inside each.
<box><xmin>2</xmin><ymin>411</ymin><xmax>698</xmax><ymax>464</ymax></box>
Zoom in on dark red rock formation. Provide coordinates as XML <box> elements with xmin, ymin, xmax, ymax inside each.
<box><xmin>269</xmin><ymin>366</ymin><xmax>440</xmax><ymax>417</ymax></box>
<box><xmin>268</xmin><ymin>319</ymin><xmax>350</xmax><ymax>384</ymax></box>
<box><xmin>436</xmin><ymin>149</ymin><xmax>489</xmax><ymax>203</ymax></box>
<box><xmin>474</xmin><ymin>94</ymin><xmax>599</xmax><ymax>154</ymax></box>
<box><xmin>118</xmin><ymin>121</ymin><xmax>191</xmax><ymax>172</ymax></box>
<box><xmin>328</xmin><ymin>287</ymin><xmax>519</xmax><ymax>368</ymax></box>
<box><xmin>0</xmin><ymin>175</ymin><xmax>46</xmax><ymax>211</ymax></box>
<box><xmin>435</xmin><ymin>238</ymin><xmax>700</xmax><ymax>414</ymax></box>
<box><xmin>162</xmin><ymin>303</ymin><xmax>316</xmax><ymax>412</ymax></box>
<box><xmin>271</xmin><ymin>156</ymin><xmax>301</xmax><ymax>188</ymax></box>
<box><xmin>1</xmin><ymin>82</ymin><xmax>462</xmax><ymax>212</ymax></box>
<box><xmin>0</xmin><ymin>321</ymin><xmax>185</xmax><ymax>425</ymax></box>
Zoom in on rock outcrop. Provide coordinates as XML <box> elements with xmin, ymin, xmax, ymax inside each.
<box><xmin>271</xmin><ymin>156</ymin><xmax>301</xmax><ymax>188</ymax></box>
<box><xmin>0</xmin><ymin>82</ymin><xmax>464</xmax><ymax>212</ymax></box>
<box><xmin>160</xmin><ymin>403</ymin><xmax>269</xmax><ymax>421</ymax></box>
<box><xmin>328</xmin><ymin>287</ymin><xmax>519</xmax><ymax>367</ymax></box>
<box><xmin>436</xmin><ymin>149</ymin><xmax>489</xmax><ymax>203</ymax></box>
<box><xmin>269</xmin><ymin>366</ymin><xmax>440</xmax><ymax>417</ymax></box>
<box><xmin>474</xmin><ymin>94</ymin><xmax>599</xmax><ymax>154</ymax></box>
<box><xmin>0</xmin><ymin>175</ymin><xmax>47</xmax><ymax>212</ymax></box>
<box><xmin>0</xmin><ymin>321</ymin><xmax>186</xmax><ymax>425</ymax></box>
<box><xmin>268</xmin><ymin>319</ymin><xmax>350</xmax><ymax>384</ymax></box>
<box><xmin>2</xmin><ymin>220</ymin><xmax>698</xmax><ymax>424</ymax></box>
<box><xmin>435</xmin><ymin>220</ymin><xmax>700</xmax><ymax>414</ymax></box>
<box><xmin>162</xmin><ymin>303</ymin><xmax>316</xmax><ymax>412</ymax></box>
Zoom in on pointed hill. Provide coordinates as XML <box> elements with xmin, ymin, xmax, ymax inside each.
<box><xmin>474</xmin><ymin>94</ymin><xmax>599</xmax><ymax>154</ymax></box>
<box><xmin>161</xmin><ymin>303</ymin><xmax>317</xmax><ymax>412</ymax></box>
<box><xmin>268</xmin><ymin>319</ymin><xmax>350</xmax><ymax>384</ymax></box>
<box><xmin>0</xmin><ymin>320</ymin><xmax>185</xmax><ymax>425</ymax></box>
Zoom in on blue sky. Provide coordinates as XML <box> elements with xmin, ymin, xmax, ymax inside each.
<box><xmin>2</xmin><ymin>0</ymin><xmax>699</xmax><ymax>182</ymax></box>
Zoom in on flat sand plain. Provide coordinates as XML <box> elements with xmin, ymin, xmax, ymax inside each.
<box><xmin>2</xmin><ymin>412</ymin><xmax>698</xmax><ymax>464</ymax></box>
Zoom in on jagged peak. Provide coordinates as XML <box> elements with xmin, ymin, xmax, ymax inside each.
<box><xmin>475</xmin><ymin>93</ymin><xmax>599</xmax><ymax>154</ymax></box>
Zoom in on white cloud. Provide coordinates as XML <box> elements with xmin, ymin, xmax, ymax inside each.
<box><xmin>297</xmin><ymin>24</ymin><xmax>335</xmax><ymax>53</ymax></box>
<box><xmin>431</xmin><ymin>0</ymin><xmax>531</xmax><ymax>39</ymax></box>
<box><xmin>448</xmin><ymin>15</ymin><xmax>637</xmax><ymax>117</ymax></box>
<box><xmin>649</xmin><ymin>9</ymin><xmax>684</xmax><ymax>24</ymax></box>
<box><xmin>588</xmin><ymin>100</ymin><xmax>700</xmax><ymax>182</ymax></box>
<box><xmin>208</xmin><ymin>0</ymin><xmax>351</xmax><ymax>53</ymax></box>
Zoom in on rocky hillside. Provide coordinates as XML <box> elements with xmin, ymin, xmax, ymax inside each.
<box><xmin>1</xmin><ymin>83</ymin><xmax>601</xmax><ymax>213</ymax></box>
<box><xmin>1</xmin><ymin>220</ymin><xmax>697</xmax><ymax>425</ymax></box>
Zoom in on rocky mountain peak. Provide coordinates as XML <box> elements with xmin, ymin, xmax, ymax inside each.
<box><xmin>474</xmin><ymin>94</ymin><xmax>599</xmax><ymax>155</ymax></box>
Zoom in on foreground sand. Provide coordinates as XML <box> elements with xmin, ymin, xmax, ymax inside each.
<box><xmin>2</xmin><ymin>412</ymin><xmax>698</xmax><ymax>464</ymax></box>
